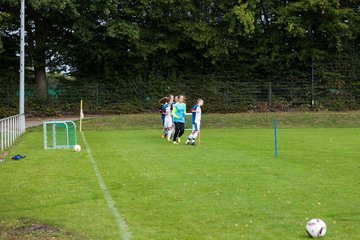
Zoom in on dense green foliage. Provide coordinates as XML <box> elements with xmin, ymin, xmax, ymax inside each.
<box><xmin>1</xmin><ymin>113</ymin><xmax>360</xmax><ymax>239</ymax></box>
<box><xmin>0</xmin><ymin>1</ymin><xmax>359</xmax><ymax>115</ymax></box>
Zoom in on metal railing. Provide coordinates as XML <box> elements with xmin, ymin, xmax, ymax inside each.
<box><xmin>0</xmin><ymin>113</ymin><xmax>26</xmax><ymax>152</ymax></box>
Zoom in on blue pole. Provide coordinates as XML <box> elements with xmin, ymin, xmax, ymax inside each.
<box><xmin>274</xmin><ymin>119</ymin><xmax>278</xmax><ymax>157</ymax></box>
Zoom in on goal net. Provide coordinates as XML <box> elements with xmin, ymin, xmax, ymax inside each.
<box><xmin>43</xmin><ymin>121</ymin><xmax>77</xmax><ymax>149</ymax></box>
<box><xmin>185</xmin><ymin>113</ymin><xmax>192</xmax><ymax>131</ymax></box>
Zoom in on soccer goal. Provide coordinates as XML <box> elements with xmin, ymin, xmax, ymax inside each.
<box><xmin>43</xmin><ymin>121</ymin><xmax>77</xmax><ymax>149</ymax></box>
<box><xmin>185</xmin><ymin>113</ymin><xmax>192</xmax><ymax>131</ymax></box>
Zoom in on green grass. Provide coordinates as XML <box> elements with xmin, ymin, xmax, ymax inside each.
<box><xmin>83</xmin><ymin>112</ymin><xmax>360</xmax><ymax>130</ymax></box>
<box><xmin>1</xmin><ymin>113</ymin><xmax>360</xmax><ymax>239</ymax></box>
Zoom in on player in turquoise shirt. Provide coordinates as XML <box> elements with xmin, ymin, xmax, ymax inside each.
<box><xmin>172</xmin><ymin>95</ymin><xmax>186</xmax><ymax>144</ymax></box>
<box><xmin>173</xmin><ymin>102</ymin><xmax>186</xmax><ymax>123</ymax></box>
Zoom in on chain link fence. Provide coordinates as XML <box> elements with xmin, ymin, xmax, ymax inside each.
<box><xmin>1</xmin><ymin>78</ymin><xmax>360</xmax><ymax>118</ymax></box>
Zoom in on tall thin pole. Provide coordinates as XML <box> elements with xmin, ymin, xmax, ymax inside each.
<box><xmin>274</xmin><ymin>119</ymin><xmax>278</xmax><ymax>157</ymax></box>
<box><xmin>80</xmin><ymin>99</ymin><xmax>83</xmax><ymax>132</ymax></box>
<box><xmin>268</xmin><ymin>81</ymin><xmax>272</xmax><ymax>110</ymax></box>
<box><xmin>311</xmin><ymin>60</ymin><xmax>314</xmax><ymax>107</ymax></box>
<box><xmin>19</xmin><ymin>0</ymin><xmax>25</xmax><ymax>131</ymax></box>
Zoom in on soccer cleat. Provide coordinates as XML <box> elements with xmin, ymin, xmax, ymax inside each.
<box><xmin>191</xmin><ymin>141</ymin><xmax>196</xmax><ymax>146</ymax></box>
<box><xmin>177</xmin><ymin>138</ymin><xmax>181</xmax><ymax>143</ymax></box>
<box><xmin>173</xmin><ymin>141</ymin><xmax>178</xmax><ymax>145</ymax></box>
<box><xmin>185</xmin><ymin>141</ymin><xmax>190</xmax><ymax>145</ymax></box>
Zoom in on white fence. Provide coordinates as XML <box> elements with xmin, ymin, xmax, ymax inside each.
<box><xmin>0</xmin><ymin>114</ymin><xmax>26</xmax><ymax>151</ymax></box>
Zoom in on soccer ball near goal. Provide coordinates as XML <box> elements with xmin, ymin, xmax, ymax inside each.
<box><xmin>73</xmin><ymin>145</ymin><xmax>81</xmax><ymax>152</ymax></box>
<box><xmin>306</xmin><ymin>219</ymin><xmax>326</xmax><ymax>238</ymax></box>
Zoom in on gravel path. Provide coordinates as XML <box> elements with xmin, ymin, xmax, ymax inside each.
<box><xmin>26</xmin><ymin>117</ymin><xmax>80</xmax><ymax>128</ymax></box>
<box><xmin>25</xmin><ymin>115</ymin><xmax>106</xmax><ymax>128</ymax></box>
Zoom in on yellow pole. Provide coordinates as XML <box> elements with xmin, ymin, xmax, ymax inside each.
<box><xmin>80</xmin><ymin>99</ymin><xmax>83</xmax><ymax>132</ymax></box>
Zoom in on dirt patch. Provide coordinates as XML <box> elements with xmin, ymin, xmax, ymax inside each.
<box><xmin>0</xmin><ymin>151</ymin><xmax>9</xmax><ymax>159</ymax></box>
<box><xmin>14</xmin><ymin>224</ymin><xmax>61</xmax><ymax>234</ymax></box>
<box><xmin>0</xmin><ymin>219</ymin><xmax>84</xmax><ymax>240</ymax></box>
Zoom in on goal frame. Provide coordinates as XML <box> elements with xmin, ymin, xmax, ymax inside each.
<box><xmin>43</xmin><ymin>121</ymin><xmax>77</xmax><ymax>149</ymax></box>
<box><xmin>185</xmin><ymin>113</ymin><xmax>192</xmax><ymax>131</ymax></box>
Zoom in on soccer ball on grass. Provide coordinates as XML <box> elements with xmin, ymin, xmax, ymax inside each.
<box><xmin>73</xmin><ymin>144</ymin><xmax>81</xmax><ymax>152</ymax></box>
<box><xmin>306</xmin><ymin>219</ymin><xmax>326</xmax><ymax>238</ymax></box>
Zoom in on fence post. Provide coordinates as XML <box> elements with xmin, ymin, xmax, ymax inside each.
<box><xmin>11</xmin><ymin>117</ymin><xmax>13</xmax><ymax>145</ymax></box>
<box><xmin>0</xmin><ymin>114</ymin><xmax>25</xmax><ymax>153</ymax></box>
<box><xmin>311</xmin><ymin>61</ymin><xmax>315</xmax><ymax>108</ymax></box>
<box><xmin>6</xmin><ymin>119</ymin><xmax>8</xmax><ymax>148</ymax></box>
<box><xmin>268</xmin><ymin>82</ymin><xmax>272</xmax><ymax>110</ymax></box>
<box><xmin>226</xmin><ymin>82</ymin><xmax>230</xmax><ymax>105</ymax></box>
<box><xmin>96</xmin><ymin>83</ymin><xmax>99</xmax><ymax>106</ymax></box>
<box><xmin>1</xmin><ymin>121</ymin><xmax>3</xmax><ymax>151</ymax></box>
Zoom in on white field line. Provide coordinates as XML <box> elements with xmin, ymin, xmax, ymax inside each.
<box><xmin>81</xmin><ymin>132</ymin><xmax>132</xmax><ymax>240</ymax></box>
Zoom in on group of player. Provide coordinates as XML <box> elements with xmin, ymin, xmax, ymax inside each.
<box><xmin>159</xmin><ymin>95</ymin><xmax>204</xmax><ymax>145</ymax></box>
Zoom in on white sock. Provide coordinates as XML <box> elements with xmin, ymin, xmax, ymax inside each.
<box><xmin>167</xmin><ymin>130</ymin><xmax>172</xmax><ymax>140</ymax></box>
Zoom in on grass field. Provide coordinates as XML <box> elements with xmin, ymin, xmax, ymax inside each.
<box><xmin>1</xmin><ymin>112</ymin><xmax>360</xmax><ymax>239</ymax></box>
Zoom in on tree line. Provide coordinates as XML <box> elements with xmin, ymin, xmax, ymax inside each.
<box><xmin>0</xmin><ymin>0</ymin><xmax>359</xmax><ymax>108</ymax></box>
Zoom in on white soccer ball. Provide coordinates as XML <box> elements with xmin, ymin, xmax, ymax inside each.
<box><xmin>306</xmin><ymin>219</ymin><xmax>327</xmax><ymax>238</ymax></box>
<box><xmin>73</xmin><ymin>144</ymin><xmax>81</xmax><ymax>152</ymax></box>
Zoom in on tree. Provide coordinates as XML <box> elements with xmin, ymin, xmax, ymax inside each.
<box><xmin>26</xmin><ymin>0</ymin><xmax>80</xmax><ymax>96</ymax></box>
<box><xmin>0</xmin><ymin>2</ymin><xmax>19</xmax><ymax>85</ymax></box>
<box><xmin>1</xmin><ymin>0</ymin><xmax>80</xmax><ymax>96</ymax></box>
<box><xmin>0</xmin><ymin>11</ymin><xmax>10</xmax><ymax>52</ymax></box>
<box><xmin>1</xmin><ymin>0</ymin><xmax>359</xmax><ymax>104</ymax></box>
